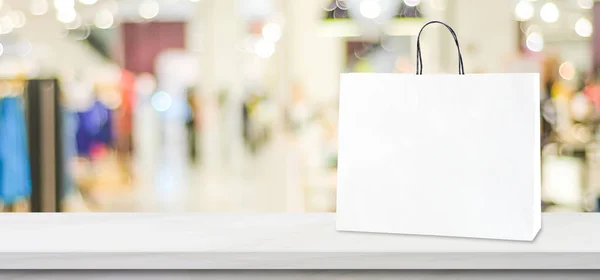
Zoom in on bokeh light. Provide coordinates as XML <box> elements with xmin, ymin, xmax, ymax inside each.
<box><xmin>262</xmin><ymin>22</ymin><xmax>282</xmax><ymax>42</ymax></box>
<box><xmin>79</xmin><ymin>0</ymin><xmax>97</xmax><ymax>5</ymax></box>
<box><xmin>360</xmin><ymin>0</ymin><xmax>381</xmax><ymax>19</ymax></box>
<box><xmin>95</xmin><ymin>8</ymin><xmax>114</xmax><ymax>29</ymax></box>
<box><xmin>526</xmin><ymin>32</ymin><xmax>544</xmax><ymax>52</ymax></box>
<box><xmin>559</xmin><ymin>61</ymin><xmax>575</xmax><ymax>80</ymax></box>
<box><xmin>139</xmin><ymin>0</ymin><xmax>159</xmax><ymax>19</ymax></box>
<box><xmin>540</xmin><ymin>2</ymin><xmax>559</xmax><ymax>23</ymax></box>
<box><xmin>31</xmin><ymin>0</ymin><xmax>49</xmax><ymax>16</ymax></box>
<box><xmin>56</xmin><ymin>8</ymin><xmax>77</xmax><ymax>23</ymax></box>
<box><xmin>575</xmin><ymin>17</ymin><xmax>592</xmax><ymax>38</ymax></box>
<box><xmin>255</xmin><ymin>39</ymin><xmax>275</xmax><ymax>58</ymax></box>
<box><xmin>151</xmin><ymin>91</ymin><xmax>172</xmax><ymax>112</ymax></box>
<box><xmin>515</xmin><ymin>0</ymin><xmax>534</xmax><ymax>21</ymax></box>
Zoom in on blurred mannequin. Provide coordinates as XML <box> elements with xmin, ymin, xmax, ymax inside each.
<box><xmin>115</xmin><ymin>70</ymin><xmax>136</xmax><ymax>183</ymax></box>
<box><xmin>185</xmin><ymin>87</ymin><xmax>202</xmax><ymax>165</ymax></box>
<box><xmin>541</xmin><ymin>54</ymin><xmax>560</xmax><ymax>99</ymax></box>
<box><xmin>540</xmin><ymin>54</ymin><xmax>561</xmax><ymax>144</ymax></box>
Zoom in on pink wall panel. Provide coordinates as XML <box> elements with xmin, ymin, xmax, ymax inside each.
<box><xmin>122</xmin><ymin>22</ymin><xmax>186</xmax><ymax>74</ymax></box>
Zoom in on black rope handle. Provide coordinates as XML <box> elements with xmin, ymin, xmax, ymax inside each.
<box><xmin>416</xmin><ymin>21</ymin><xmax>465</xmax><ymax>75</ymax></box>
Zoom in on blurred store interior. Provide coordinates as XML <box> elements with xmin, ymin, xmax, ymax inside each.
<box><xmin>0</xmin><ymin>0</ymin><xmax>598</xmax><ymax>212</ymax></box>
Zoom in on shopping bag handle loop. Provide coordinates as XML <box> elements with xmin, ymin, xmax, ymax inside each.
<box><xmin>416</xmin><ymin>21</ymin><xmax>465</xmax><ymax>75</ymax></box>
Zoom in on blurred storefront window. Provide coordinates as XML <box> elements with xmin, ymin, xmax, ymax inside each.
<box><xmin>0</xmin><ymin>0</ymin><xmax>597</xmax><ymax>213</ymax></box>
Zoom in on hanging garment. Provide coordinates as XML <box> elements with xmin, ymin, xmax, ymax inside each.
<box><xmin>117</xmin><ymin>70</ymin><xmax>135</xmax><ymax>154</ymax></box>
<box><xmin>76</xmin><ymin>100</ymin><xmax>113</xmax><ymax>158</ymax></box>
<box><xmin>0</xmin><ymin>97</ymin><xmax>32</xmax><ymax>205</ymax></box>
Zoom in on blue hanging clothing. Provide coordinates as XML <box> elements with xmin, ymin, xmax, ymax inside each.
<box><xmin>0</xmin><ymin>97</ymin><xmax>32</xmax><ymax>205</ymax></box>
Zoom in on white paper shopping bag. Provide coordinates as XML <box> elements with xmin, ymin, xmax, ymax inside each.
<box><xmin>336</xmin><ymin>21</ymin><xmax>541</xmax><ymax>241</ymax></box>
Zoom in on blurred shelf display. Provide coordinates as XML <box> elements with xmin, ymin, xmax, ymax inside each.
<box><xmin>0</xmin><ymin>79</ymin><xmax>66</xmax><ymax>213</ymax></box>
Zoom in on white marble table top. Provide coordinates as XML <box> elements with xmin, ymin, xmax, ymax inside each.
<box><xmin>0</xmin><ymin>213</ymin><xmax>596</xmax><ymax>269</ymax></box>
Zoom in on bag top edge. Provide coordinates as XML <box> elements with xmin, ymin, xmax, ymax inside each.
<box><xmin>340</xmin><ymin>73</ymin><xmax>541</xmax><ymax>76</ymax></box>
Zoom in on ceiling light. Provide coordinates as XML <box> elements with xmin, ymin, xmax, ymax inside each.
<box><xmin>515</xmin><ymin>0</ymin><xmax>534</xmax><ymax>21</ymax></box>
<box><xmin>31</xmin><ymin>0</ymin><xmax>49</xmax><ymax>16</ymax></box>
<box><xmin>360</xmin><ymin>0</ymin><xmax>381</xmax><ymax>19</ymax></box>
<box><xmin>540</xmin><ymin>2</ymin><xmax>559</xmax><ymax>23</ymax></box>
<box><xmin>403</xmin><ymin>0</ymin><xmax>420</xmax><ymax>7</ymax></box>
<box><xmin>526</xmin><ymin>32</ymin><xmax>544</xmax><ymax>52</ymax></box>
<box><xmin>575</xmin><ymin>17</ymin><xmax>592</xmax><ymax>37</ymax></box>
<box><xmin>139</xmin><ymin>0</ymin><xmax>159</xmax><ymax>20</ymax></box>
<box><xmin>56</xmin><ymin>8</ymin><xmax>76</xmax><ymax>23</ymax></box>
<box><xmin>54</xmin><ymin>0</ymin><xmax>74</xmax><ymax>11</ymax></box>
<box><xmin>95</xmin><ymin>8</ymin><xmax>114</xmax><ymax>29</ymax></box>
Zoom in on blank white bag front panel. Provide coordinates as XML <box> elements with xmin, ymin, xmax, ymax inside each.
<box><xmin>336</xmin><ymin>73</ymin><xmax>541</xmax><ymax>241</ymax></box>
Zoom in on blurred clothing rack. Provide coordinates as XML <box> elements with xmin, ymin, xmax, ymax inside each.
<box><xmin>0</xmin><ymin>78</ymin><xmax>64</xmax><ymax>212</ymax></box>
